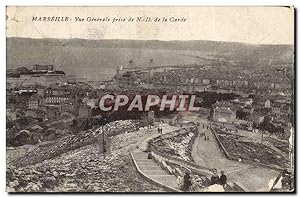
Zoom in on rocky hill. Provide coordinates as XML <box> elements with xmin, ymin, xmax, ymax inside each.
<box><xmin>7</xmin><ymin>120</ymin><xmax>164</xmax><ymax>192</ymax></box>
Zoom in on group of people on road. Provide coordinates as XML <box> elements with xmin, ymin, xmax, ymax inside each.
<box><xmin>157</xmin><ymin>127</ymin><xmax>163</xmax><ymax>135</ymax></box>
<box><xmin>199</xmin><ymin>132</ymin><xmax>210</xmax><ymax>141</ymax></box>
<box><xmin>204</xmin><ymin>135</ymin><xmax>210</xmax><ymax>141</ymax></box>
<box><xmin>210</xmin><ymin>169</ymin><xmax>227</xmax><ymax>187</ymax></box>
<box><xmin>176</xmin><ymin>168</ymin><xmax>228</xmax><ymax>191</ymax></box>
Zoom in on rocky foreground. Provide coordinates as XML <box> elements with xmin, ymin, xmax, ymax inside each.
<box><xmin>7</xmin><ymin>120</ymin><xmax>165</xmax><ymax>192</ymax></box>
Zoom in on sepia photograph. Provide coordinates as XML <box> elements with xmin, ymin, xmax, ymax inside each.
<box><xmin>5</xmin><ymin>6</ymin><xmax>295</xmax><ymax>193</ymax></box>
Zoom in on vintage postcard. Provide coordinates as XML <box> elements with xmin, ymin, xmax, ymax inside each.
<box><xmin>6</xmin><ymin>6</ymin><xmax>295</xmax><ymax>192</ymax></box>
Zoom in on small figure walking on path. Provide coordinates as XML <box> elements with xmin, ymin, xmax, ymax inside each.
<box><xmin>158</xmin><ymin>127</ymin><xmax>163</xmax><ymax>140</ymax></box>
<box><xmin>147</xmin><ymin>151</ymin><xmax>152</xmax><ymax>159</ymax></box>
<box><xmin>218</xmin><ymin>170</ymin><xmax>227</xmax><ymax>187</ymax></box>
<box><xmin>210</xmin><ymin>169</ymin><xmax>219</xmax><ymax>185</ymax></box>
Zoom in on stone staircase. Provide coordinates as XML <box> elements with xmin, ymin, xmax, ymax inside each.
<box><xmin>131</xmin><ymin>151</ymin><xmax>180</xmax><ymax>191</ymax></box>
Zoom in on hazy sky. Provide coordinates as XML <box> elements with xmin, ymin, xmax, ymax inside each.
<box><xmin>6</xmin><ymin>6</ymin><xmax>294</xmax><ymax>44</ymax></box>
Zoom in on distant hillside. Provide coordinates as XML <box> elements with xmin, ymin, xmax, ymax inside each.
<box><xmin>6</xmin><ymin>37</ymin><xmax>294</xmax><ymax>81</ymax></box>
